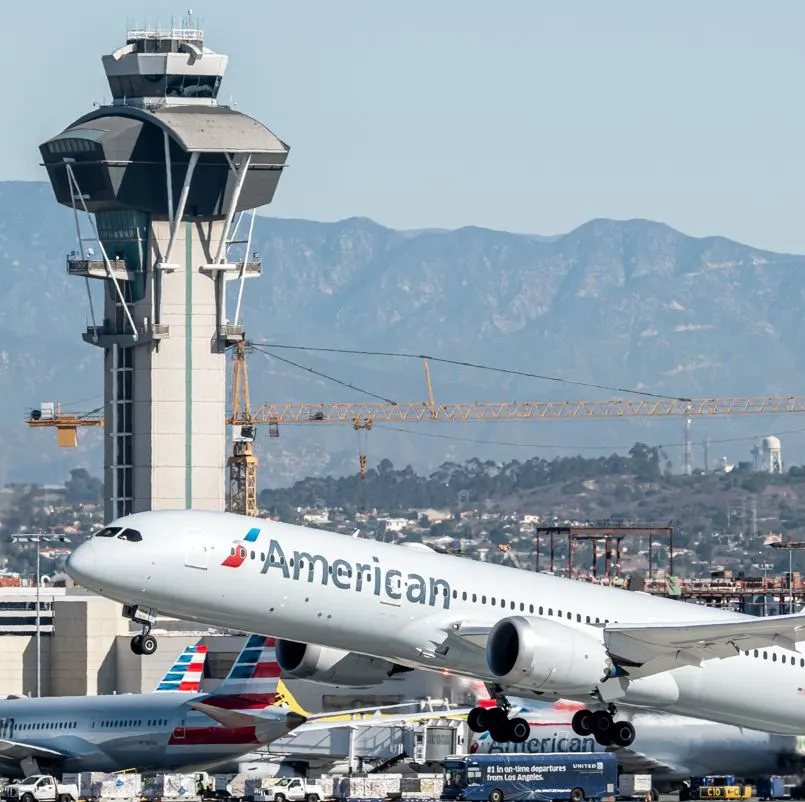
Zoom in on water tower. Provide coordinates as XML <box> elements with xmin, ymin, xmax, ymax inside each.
<box><xmin>761</xmin><ymin>436</ymin><xmax>783</xmax><ymax>474</ymax></box>
<box><xmin>39</xmin><ymin>17</ymin><xmax>289</xmax><ymax>521</ymax></box>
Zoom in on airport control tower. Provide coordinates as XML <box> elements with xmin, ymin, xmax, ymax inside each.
<box><xmin>39</xmin><ymin>19</ymin><xmax>289</xmax><ymax>521</ymax></box>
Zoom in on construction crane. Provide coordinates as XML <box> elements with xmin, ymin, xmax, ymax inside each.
<box><xmin>27</xmin><ymin>346</ymin><xmax>805</xmax><ymax>516</ymax></box>
<box><xmin>25</xmin><ymin>402</ymin><xmax>103</xmax><ymax>448</ymax></box>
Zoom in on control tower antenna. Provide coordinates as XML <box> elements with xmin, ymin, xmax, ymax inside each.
<box><xmin>40</xmin><ymin>22</ymin><xmax>290</xmax><ymax>523</ymax></box>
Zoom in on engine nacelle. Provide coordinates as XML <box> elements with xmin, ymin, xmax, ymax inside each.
<box><xmin>275</xmin><ymin>640</ymin><xmax>412</xmax><ymax>686</ymax></box>
<box><xmin>486</xmin><ymin>615</ymin><xmax>609</xmax><ymax>692</ymax></box>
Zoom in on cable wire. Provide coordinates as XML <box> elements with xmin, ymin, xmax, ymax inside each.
<box><xmin>252</xmin><ymin>345</ymin><xmax>396</xmax><ymax>404</ymax></box>
<box><xmin>248</xmin><ymin>341</ymin><xmax>691</xmax><ymax>402</ymax></box>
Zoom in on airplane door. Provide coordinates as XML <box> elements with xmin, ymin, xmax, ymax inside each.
<box><xmin>0</xmin><ymin>718</ymin><xmax>14</xmax><ymax>739</ymax></box>
<box><xmin>185</xmin><ymin>528</ymin><xmax>209</xmax><ymax>571</ymax></box>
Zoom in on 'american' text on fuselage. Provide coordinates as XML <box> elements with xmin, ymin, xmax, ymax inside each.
<box><xmin>259</xmin><ymin>539</ymin><xmax>451</xmax><ymax>609</ymax></box>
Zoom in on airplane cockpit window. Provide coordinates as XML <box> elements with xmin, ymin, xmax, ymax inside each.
<box><xmin>94</xmin><ymin>527</ymin><xmax>122</xmax><ymax>538</ymax></box>
<box><xmin>117</xmin><ymin>529</ymin><xmax>143</xmax><ymax>542</ymax></box>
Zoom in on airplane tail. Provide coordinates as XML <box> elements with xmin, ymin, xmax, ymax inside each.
<box><xmin>154</xmin><ymin>641</ymin><xmax>207</xmax><ymax>693</ymax></box>
<box><xmin>272</xmin><ymin>678</ymin><xmax>309</xmax><ymax>716</ymax></box>
<box><xmin>203</xmin><ymin>634</ymin><xmax>281</xmax><ymax>710</ymax></box>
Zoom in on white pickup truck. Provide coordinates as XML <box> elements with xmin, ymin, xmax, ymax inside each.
<box><xmin>1</xmin><ymin>775</ymin><xmax>78</xmax><ymax>802</ymax></box>
<box><xmin>253</xmin><ymin>778</ymin><xmax>323</xmax><ymax>802</ymax></box>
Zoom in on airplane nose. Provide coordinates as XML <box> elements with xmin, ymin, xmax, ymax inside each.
<box><xmin>65</xmin><ymin>543</ymin><xmax>97</xmax><ymax>588</ymax></box>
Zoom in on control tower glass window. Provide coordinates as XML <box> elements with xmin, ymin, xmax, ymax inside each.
<box><xmin>108</xmin><ymin>74</ymin><xmax>221</xmax><ymax>100</ymax></box>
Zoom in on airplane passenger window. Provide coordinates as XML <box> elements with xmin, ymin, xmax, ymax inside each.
<box><xmin>94</xmin><ymin>527</ymin><xmax>122</xmax><ymax>538</ymax></box>
<box><xmin>260</xmin><ymin>553</ymin><xmax>265</xmax><ymax>561</ymax></box>
<box><xmin>773</xmin><ymin>653</ymin><xmax>778</xmax><ymax>662</ymax></box>
<box><xmin>250</xmin><ymin>551</ymin><xmax>255</xmax><ymax>559</ymax></box>
<box><xmin>539</xmin><ymin>606</ymin><xmax>543</xmax><ymax>615</ymax></box>
<box><xmin>576</xmin><ymin>614</ymin><xmax>581</xmax><ymax>622</ymax></box>
<box><xmin>482</xmin><ymin>595</ymin><xmax>487</xmax><ymax>604</ymax></box>
<box><xmin>491</xmin><ymin>598</ymin><xmax>496</xmax><ymax>606</ymax></box>
<box><xmin>548</xmin><ymin>608</ymin><xmax>553</xmax><ymax>616</ymax></box>
<box><xmin>529</xmin><ymin>604</ymin><xmax>534</xmax><ymax>613</ymax></box>
<box><xmin>462</xmin><ymin>592</ymin><xmax>467</xmax><ymax>601</ymax></box>
<box><xmin>763</xmin><ymin>651</ymin><xmax>768</xmax><ymax>659</ymax></box>
<box><xmin>520</xmin><ymin>603</ymin><xmax>524</xmax><ymax>611</ymax></box>
<box><xmin>472</xmin><ymin>593</ymin><xmax>477</xmax><ymax>602</ymax></box>
<box><xmin>117</xmin><ymin>529</ymin><xmax>142</xmax><ymax>542</ymax></box>
<box><xmin>558</xmin><ymin>609</ymin><xmax>562</xmax><ymax>617</ymax></box>
<box><xmin>510</xmin><ymin>601</ymin><xmax>515</xmax><ymax>610</ymax></box>
<box><xmin>783</xmin><ymin>655</ymin><xmax>787</xmax><ymax>664</ymax></box>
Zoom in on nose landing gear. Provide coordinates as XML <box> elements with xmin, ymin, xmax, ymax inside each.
<box><xmin>571</xmin><ymin>706</ymin><xmax>635</xmax><ymax>748</ymax></box>
<box><xmin>123</xmin><ymin>604</ymin><xmax>159</xmax><ymax>655</ymax></box>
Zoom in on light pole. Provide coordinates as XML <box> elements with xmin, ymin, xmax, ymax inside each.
<box><xmin>8</xmin><ymin>533</ymin><xmax>69</xmax><ymax>697</ymax></box>
<box><xmin>769</xmin><ymin>539</ymin><xmax>805</xmax><ymax>615</ymax></box>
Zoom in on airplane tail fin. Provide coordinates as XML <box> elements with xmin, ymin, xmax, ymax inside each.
<box><xmin>272</xmin><ymin>678</ymin><xmax>309</xmax><ymax>716</ymax></box>
<box><xmin>203</xmin><ymin>634</ymin><xmax>280</xmax><ymax>710</ymax></box>
<box><xmin>154</xmin><ymin>641</ymin><xmax>208</xmax><ymax>693</ymax></box>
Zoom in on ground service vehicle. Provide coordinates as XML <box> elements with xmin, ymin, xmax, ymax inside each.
<box><xmin>680</xmin><ymin>777</ymin><xmax>752</xmax><ymax>801</ymax></box>
<box><xmin>441</xmin><ymin>753</ymin><xmax>618</xmax><ymax>802</ymax></box>
<box><xmin>1</xmin><ymin>775</ymin><xmax>78</xmax><ymax>802</ymax></box>
<box><xmin>253</xmin><ymin>778</ymin><xmax>323</xmax><ymax>802</ymax></box>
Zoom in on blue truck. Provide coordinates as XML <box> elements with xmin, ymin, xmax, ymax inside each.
<box><xmin>441</xmin><ymin>752</ymin><xmax>618</xmax><ymax>802</ymax></box>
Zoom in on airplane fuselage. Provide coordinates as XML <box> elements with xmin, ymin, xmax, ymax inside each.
<box><xmin>471</xmin><ymin>711</ymin><xmax>805</xmax><ymax>787</ymax></box>
<box><xmin>0</xmin><ymin>693</ymin><xmax>270</xmax><ymax>778</ymax></box>
<box><xmin>65</xmin><ymin>511</ymin><xmax>805</xmax><ymax>737</ymax></box>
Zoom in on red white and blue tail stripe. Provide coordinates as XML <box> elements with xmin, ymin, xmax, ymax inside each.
<box><xmin>203</xmin><ymin>635</ymin><xmax>280</xmax><ymax>710</ymax></box>
<box><xmin>154</xmin><ymin>641</ymin><xmax>207</xmax><ymax>692</ymax></box>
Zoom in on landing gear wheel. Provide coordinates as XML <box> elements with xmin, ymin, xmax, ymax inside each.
<box><xmin>612</xmin><ymin>720</ymin><xmax>635</xmax><ymax>748</ymax></box>
<box><xmin>508</xmin><ymin>717</ymin><xmax>530</xmax><ymax>743</ymax></box>
<box><xmin>130</xmin><ymin>635</ymin><xmax>143</xmax><ymax>655</ymax></box>
<box><xmin>139</xmin><ymin>634</ymin><xmax>158</xmax><ymax>655</ymax></box>
<box><xmin>591</xmin><ymin>710</ymin><xmax>613</xmax><ymax>739</ymax></box>
<box><xmin>572</xmin><ymin>709</ymin><xmax>593</xmax><ymax>736</ymax></box>
<box><xmin>485</xmin><ymin>707</ymin><xmax>509</xmax><ymax>742</ymax></box>
<box><xmin>467</xmin><ymin>707</ymin><xmax>488</xmax><ymax>733</ymax></box>
<box><xmin>595</xmin><ymin>730</ymin><xmax>613</xmax><ymax>747</ymax></box>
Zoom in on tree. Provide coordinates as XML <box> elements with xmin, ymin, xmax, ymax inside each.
<box><xmin>65</xmin><ymin>468</ymin><xmax>102</xmax><ymax>504</ymax></box>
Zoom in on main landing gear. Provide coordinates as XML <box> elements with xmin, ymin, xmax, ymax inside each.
<box><xmin>124</xmin><ymin>604</ymin><xmax>158</xmax><ymax>656</ymax></box>
<box><xmin>571</xmin><ymin>706</ymin><xmax>635</xmax><ymax>748</ymax></box>
<box><xmin>466</xmin><ymin>686</ymin><xmax>531</xmax><ymax>744</ymax></box>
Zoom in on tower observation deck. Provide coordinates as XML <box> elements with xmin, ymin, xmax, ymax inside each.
<box><xmin>39</xmin><ymin>20</ymin><xmax>289</xmax><ymax>520</ymax></box>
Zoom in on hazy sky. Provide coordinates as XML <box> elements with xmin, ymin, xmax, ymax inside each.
<box><xmin>4</xmin><ymin>1</ymin><xmax>805</xmax><ymax>251</ymax></box>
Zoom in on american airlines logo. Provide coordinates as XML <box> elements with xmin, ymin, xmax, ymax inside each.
<box><xmin>262</xmin><ymin>538</ymin><xmax>452</xmax><ymax>609</ymax></box>
<box><xmin>221</xmin><ymin>528</ymin><xmax>261</xmax><ymax>568</ymax></box>
<box><xmin>221</xmin><ymin>529</ymin><xmax>453</xmax><ymax>609</ymax></box>
<box><xmin>475</xmin><ymin>732</ymin><xmax>598</xmax><ymax>754</ymax></box>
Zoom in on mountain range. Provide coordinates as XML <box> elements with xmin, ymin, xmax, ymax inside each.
<box><xmin>2</xmin><ymin>179</ymin><xmax>805</xmax><ymax>489</ymax></box>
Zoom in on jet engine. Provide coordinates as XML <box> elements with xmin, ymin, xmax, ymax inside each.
<box><xmin>486</xmin><ymin>616</ymin><xmax>609</xmax><ymax>692</ymax></box>
<box><xmin>275</xmin><ymin>640</ymin><xmax>412</xmax><ymax>686</ymax></box>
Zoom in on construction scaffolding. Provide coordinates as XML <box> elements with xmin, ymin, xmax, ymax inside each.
<box><xmin>644</xmin><ymin>571</ymin><xmax>805</xmax><ymax>615</ymax></box>
<box><xmin>534</xmin><ymin>522</ymin><xmax>674</xmax><ymax>579</ymax></box>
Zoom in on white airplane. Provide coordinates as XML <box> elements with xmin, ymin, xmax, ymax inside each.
<box><xmin>470</xmin><ymin>700</ymin><xmax>805</xmax><ymax>791</ymax></box>
<box><xmin>65</xmin><ymin>511</ymin><xmax>805</xmax><ymax>752</ymax></box>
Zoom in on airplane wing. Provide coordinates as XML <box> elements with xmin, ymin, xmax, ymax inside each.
<box><xmin>286</xmin><ymin>708</ymin><xmax>475</xmax><ymax>735</ymax></box>
<box><xmin>188</xmin><ymin>702</ymin><xmax>303</xmax><ymax>729</ymax></box>
<box><xmin>608</xmin><ymin>743</ymin><xmax>680</xmax><ymax>776</ymax></box>
<box><xmin>604</xmin><ymin>612</ymin><xmax>805</xmax><ymax>679</ymax></box>
<box><xmin>0</xmin><ymin>738</ymin><xmax>70</xmax><ymax>762</ymax></box>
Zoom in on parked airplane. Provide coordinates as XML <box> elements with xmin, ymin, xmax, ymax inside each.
<box><xmin>470</xmin><ymin>700</ymin><xmax>805</xmax><ymax>791</ymax></box>
<box><xmin>0</xmin><ymin>634</ymin><xmax>304</xmax><ymax>778</ymax></box>
<box><xmin>65</xmin><ymin>511</ymin><xmax>805</xmax><ymax>753</ymax></box>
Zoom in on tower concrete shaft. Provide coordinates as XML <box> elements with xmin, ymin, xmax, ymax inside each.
<box><xmin>40</xmin><ymin>22</ymin><xmax>289</xmax><ymax>521</ymax></box>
